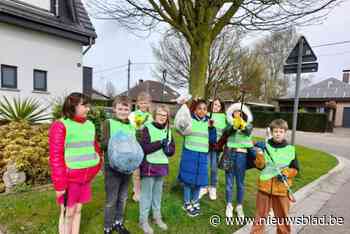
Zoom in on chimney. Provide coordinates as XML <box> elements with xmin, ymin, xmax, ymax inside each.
<box><xmin>343</xmin><ymin>70</ymin><xmax>350</xmax><ymax>84</ymax></box>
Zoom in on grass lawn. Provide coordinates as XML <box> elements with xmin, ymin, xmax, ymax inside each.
<box><xmin>0</xmin><ymin>135</ymin><xmax>338</xmax><ymax>234</ymax></box>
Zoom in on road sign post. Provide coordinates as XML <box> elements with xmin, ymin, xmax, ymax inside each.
<box><xmin>284</xmin><ymin>36</ymin><xmax>318</xmax><ymax>145</ymax></box>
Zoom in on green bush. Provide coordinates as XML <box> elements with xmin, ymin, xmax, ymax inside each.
<box><xmin>0</xmin><ymin>96</ymin><xmax>51</xmax><ymax>123</ymax></box>
<box><xmin>0</xmin><ymin>121</ymin><xmax>50</xmax><ymax>192</ymax></box>
<box><xmin>252</xmin><ymin>111</ymin><xmax>328</xmax><ymax>132</ymax></box>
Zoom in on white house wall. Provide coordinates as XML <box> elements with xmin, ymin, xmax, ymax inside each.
<box><xmin>15</xmin><ymin>0</ymin><xmax>51</xmax><ymax>11</ymax></box>
<box><xmin>0</xmin><ymin>22</ymin><xmax>83</xmax><ymax>108</ymax></box>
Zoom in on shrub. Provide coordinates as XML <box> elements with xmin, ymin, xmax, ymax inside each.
<box><xmin>0</xmin><ymin>121</ymin><xmax>50</xmax><ymax>191</ymax></box>
<box><xmin>252</xmin><ymin>111</ymin><xmax>328</xmax><ymax>132</ymax></box>
<box><xmin>0</xmin><ymin>96</ymin><xmax>51</xmax><ymax>123</ymax></box>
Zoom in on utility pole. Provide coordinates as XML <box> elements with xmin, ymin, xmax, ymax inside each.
<box><xmin>127</xmin><ymin>59</ymin><xmax>131</xmax><ymax>97</ymax></box>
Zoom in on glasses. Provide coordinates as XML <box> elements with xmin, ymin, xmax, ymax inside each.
<box><xmin>156</xmin><ymin>113</ymin><xmax>168</xmax><ymax>117</ymax></box>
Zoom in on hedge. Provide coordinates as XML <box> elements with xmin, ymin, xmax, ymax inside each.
<box><xmin>252</xmin><ymin>111</ymin><xmax>328</xmax><ymax>132</ymax></box>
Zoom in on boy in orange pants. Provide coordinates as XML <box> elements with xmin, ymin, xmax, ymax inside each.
<box><xmin>251</xmin><ymin>119</ymin><xmax>299</xmax><ymax>234</ymax></box>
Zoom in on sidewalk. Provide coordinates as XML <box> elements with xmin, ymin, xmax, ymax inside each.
<box><xmin>234</xmin><ymin>128</ymin><xmax>350</xmax><ymax>234</ymax></box>
<box><xmin>234</xmin><ymin>155</ymin><xmax>350</xmax><ymax>234</ymax></box>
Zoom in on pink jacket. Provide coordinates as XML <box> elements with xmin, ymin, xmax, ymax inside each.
<box><xmin>49</xmin><ymin>116</ymin><xmax>102</xmax><ymax>191</ymax></box>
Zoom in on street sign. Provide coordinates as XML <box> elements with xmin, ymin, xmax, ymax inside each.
<box><xmin>286</xmin><ymin>36</ymin><xmax>317</xmax><ymax>64</ymax></box>
<box><xmin>283</xmin><ymin>36</ymin><xmax>318</xmax><ymax>145</ymax></box>
<box><xmin>283</xmin><ymin>62</ymin><xmax>318</xmax><ymax>74</ymax></box>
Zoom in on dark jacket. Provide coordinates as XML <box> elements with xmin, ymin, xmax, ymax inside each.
<box><xmin>139</xmin><ymin>122</ymin><xmax>175</xmax><ymax>177</ymax></box>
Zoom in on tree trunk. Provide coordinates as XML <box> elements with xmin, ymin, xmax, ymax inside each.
<box><xmin>189</xmin><ymin>38</ymin><xmax>211</xmax><ymax>98</ymax></box>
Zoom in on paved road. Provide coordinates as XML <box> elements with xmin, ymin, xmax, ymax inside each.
<box><xmin>253</xmin><ymin>128</ymin><xmax>350</xmax><ymax>233</ymax></box>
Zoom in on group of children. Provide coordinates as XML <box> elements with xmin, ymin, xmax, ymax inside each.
<box><xmin>49</xmin><ymin>92</ymin><xmax>299</xmax><ymax>234</ymax></box>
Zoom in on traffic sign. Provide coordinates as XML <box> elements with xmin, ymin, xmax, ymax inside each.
<box><xmin>286</xmin><ymin>36</ymin><xmax>317</xmax><ymax>64</ymax></box>
<box><xmin>283</xmin><ymin>62</ymin><xmax>318</xmax><ymax>74</ymax></box>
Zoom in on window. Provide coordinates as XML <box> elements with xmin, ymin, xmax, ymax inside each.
<box><xmin>33</xmin><ymin>69</ymin><xmax>47</xmax><ymax>91</ymax></box>
<box><xmin>1</xmin><ymin>65</ymin><xmax>17</xmax><ymax>89</ymax></box>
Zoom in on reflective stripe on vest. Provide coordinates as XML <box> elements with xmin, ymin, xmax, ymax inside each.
<box><xmin>61</xmin><ymin>118</ymin><xmax>99</xmax><ymax>169</ymax></box>
<box><xmin>260</xmin><ymin>143</ymin><xmax>295</xmax><ymax>181</ymax></box>
<box><xmin>184</xmin><ymin>118</ymin><xmax>209</xmax><ymax>153</ymax></box>
<box><xmin>145</xmin><ymin>123</ymin><xmax>169</xmax><ymax>165</ymax></box>
<box><xmin>211</xmin><ymin>113</ymin><xmax>226</xmax><ymax>140</ymax></box>
<box><xmin>227</xmin><ymin>130</ymin><xmax>253</xmax><ymax>148</ymax></box>
<box><xmin>109</xmin><ymin>119</ymin><xmax>136</xmax><ymax>138</ymax></box>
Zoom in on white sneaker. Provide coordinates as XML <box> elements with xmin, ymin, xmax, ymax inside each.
<box><xmin>139</xmin><ymin>221</ymin><xmax>154</xmax><ymax>234</ymax></box>
<box><xmin>153</xmin><ymin>217</ymin><xmax>168</xmax><ymax>231</ymax></box>
<box><xmin>236</xmin><ymin>204</ymin><xmax>245</xmax><ymax>219</ymax></box>
<box><xmin>199</xmin><ymin>187</ymin><xmax>208</xmax><ymax>199</ymax></box>
<box><xmin>208</xmin><ymin>187</ymin><xmax>217</xmax><ymax>200</ymax></box>
<box><xmin>225</xmin><ymin>203</ymin><xmax>233</xmax><ymax>218</ymax></box>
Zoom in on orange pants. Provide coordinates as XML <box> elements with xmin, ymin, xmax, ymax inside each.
<box><xmin>250</xmin><ymin>191</ymin><xmax>291</xmax><ymax>234</ymax></box>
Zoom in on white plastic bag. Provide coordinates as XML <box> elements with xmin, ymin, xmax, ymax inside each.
<box><xmin>174</xmin><ymin>104</ymin><xmax>192</xmax><ymax>136</ymax></box>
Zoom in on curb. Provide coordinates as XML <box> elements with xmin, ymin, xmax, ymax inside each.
<box><xmin>233</xmin><ymin>154</ymin><xmax>350</xmax><ymax>234</ymax></box>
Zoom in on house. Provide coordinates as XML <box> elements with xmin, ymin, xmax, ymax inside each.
<box><xmin>277</xmin><ymin>71</ymin><xmax>350</xmax><ymax>128</ymax></box>
<box><xmin>0</xmin><ymin>0</ymin><xmax>97</xmax><ymax>105</ymax></box>
<box><xmin>118</xmin><ymin>79</ymin><xmax>180</xmax><ymax>115</ymax></box>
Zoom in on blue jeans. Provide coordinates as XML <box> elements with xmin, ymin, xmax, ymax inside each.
<box><xmin>225</xmin><ymin>151</ymin><xmax>247</xmax><ymax>205</ymax></box>
<box><xmin>139</xmin><ymin>176</ymin><xmax>164</xmax><ymax>222</ymax></box>
<box><xmin>208</xmin><ymin>151</ymin><xmax>218</xmax><ymax>187</ymax></box>
<box><xmin>183</xmin><ymin>183</ymin><xmax>200</xmax><ymax>204</ymax></box>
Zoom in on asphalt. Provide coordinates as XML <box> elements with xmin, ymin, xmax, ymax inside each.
<box><xmin>253</xmin><ymin>128</ymin><xmax>350</xmax><ymax>234</ymax></box>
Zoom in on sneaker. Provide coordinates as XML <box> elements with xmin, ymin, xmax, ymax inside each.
<box><xmin>182</xmin><ymin>203</ymin><xmax>198</xmax><ymax>217</ymax></box>
<box><xmin>236</xmin><ymin>204</ymin><xmax>245</xmax><ymax>219</ymax></box>
<box><xmin>192</xmin><ymin>201</ymin><xmax>201</xmax><ymax>216</ymax></box>
<box><xmin>153</xmin><ymin>217</ymin><xmax>168</xmax><ymax>231</ymax></box>
<box><xmin>114</xmin><ymin>222</ymin><xmax>130</xmax><ymax>234</ymax></box>
<box><xmin>104</xmin><ymin>228</ymin><xmax>113</xmax><ymax>234</ymax></box>
<box><xmin>139</xmin><ymin>221</ymin><xmax>154</xmax><ymax>234</ymax></box>
<box><xmin>208</xmin><ymin>187</ymin><xmax>217</xmax><ymax>200</ymax></box>
<box><xmin>199</xmin><ymin>187</ymin><xmax>208</xmax><ymax>199</ymax></box>
<box><xmin>225</xmin><ymin>203</ymin><xmax>233</xmax><ymax>218</ymax></box>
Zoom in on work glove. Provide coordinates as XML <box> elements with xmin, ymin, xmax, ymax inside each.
<box><xmin>232</xmin><ymin>117</ymin><xmax>241</xmax><ymax>129</ymax></box>
<box><xmin>161</xmin><ymin>138</ymin><xmax>172</xmax><ymax>155</ymax></box>
<box><xmin>277</xmin><ymin>174</ymin><xmax>288</xmax><ymax>182</ymax></box>
<box><xmin>135</xmin><ymin>114</ymin><xmax>145</xmax><ymax>129</ymax></box>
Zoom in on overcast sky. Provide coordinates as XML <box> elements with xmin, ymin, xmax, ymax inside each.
<box><xmin>84</xmin><ymin>1</ymin><xmax>350</xmax><ymax>95</ymax></box>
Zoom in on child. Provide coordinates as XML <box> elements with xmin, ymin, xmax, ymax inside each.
<box><xmin>102</xmin><ymin>96</ymin><xmax>135</xmax><ymax>234</ymax></box>
<box><xmin>251</xmin><ymin>119</ymin><xmax>299</xmax><ymax>234</ymax></box>
<box><xmin>49</xmin><ymin>92</ymin><xmax>102</xmax><ymax>234</ymax></box>
<box><xmin>221</xmin><ymin>105</ymin><xmax>254</xmax><ymax>219</ymax></box>
<box><xmin>177</xmin><ymin>99</ymin><xmax>216</xmax><ymax>217</ymax></box>
<box><xmin>129</xmin><ymin>92</ymin><xmax>153</xmax><ymax>202</ymax></box>
<box><xmin>138</xmin><ymin>105</ymin><xmax>175</xmax><ymax>234</ymax></box>
<box><xmin>199</xmin><ymin>98</ymin><xmax>226</xmax><ymax>200</ymax></box>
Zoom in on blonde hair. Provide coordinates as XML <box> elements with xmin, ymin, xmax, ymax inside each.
<box><xmin>137</xmin><ymin>92</ymin><xmax>151</xmax><ymax>102</ymax></box>
<box><xmin>153</xmin><ymin>104</ymin><xmax>170</xmax><ymax>121</ymax></box>
<box><xmin>269</xmin><ymin>119</ymin><xmax>289</xmax><ymax>131</ymax></box>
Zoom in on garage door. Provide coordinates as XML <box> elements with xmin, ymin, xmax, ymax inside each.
<box><xmin>343</xmin><ymin>107</ymin><xmax>350</xmax><ymax>128</ymax></box>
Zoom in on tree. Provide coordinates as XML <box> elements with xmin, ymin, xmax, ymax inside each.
<box><xmin>152</xmin><ymin>27</ymin><xmax>244</xmax><ymax>98</ymax></box>
<box><xmin>87</xmin><ymin>0</ymin><xmax>341</xmax><ymax>97</ymax></box>
<box><xmin>254</xmin><ymin>27</ymin><xmax>299</xmax><ymax>102</ymax></box>
<box><xmin>105</xmin><ymin>81</ymin><xmax>117</xmax><ymax>98</ymax></box>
